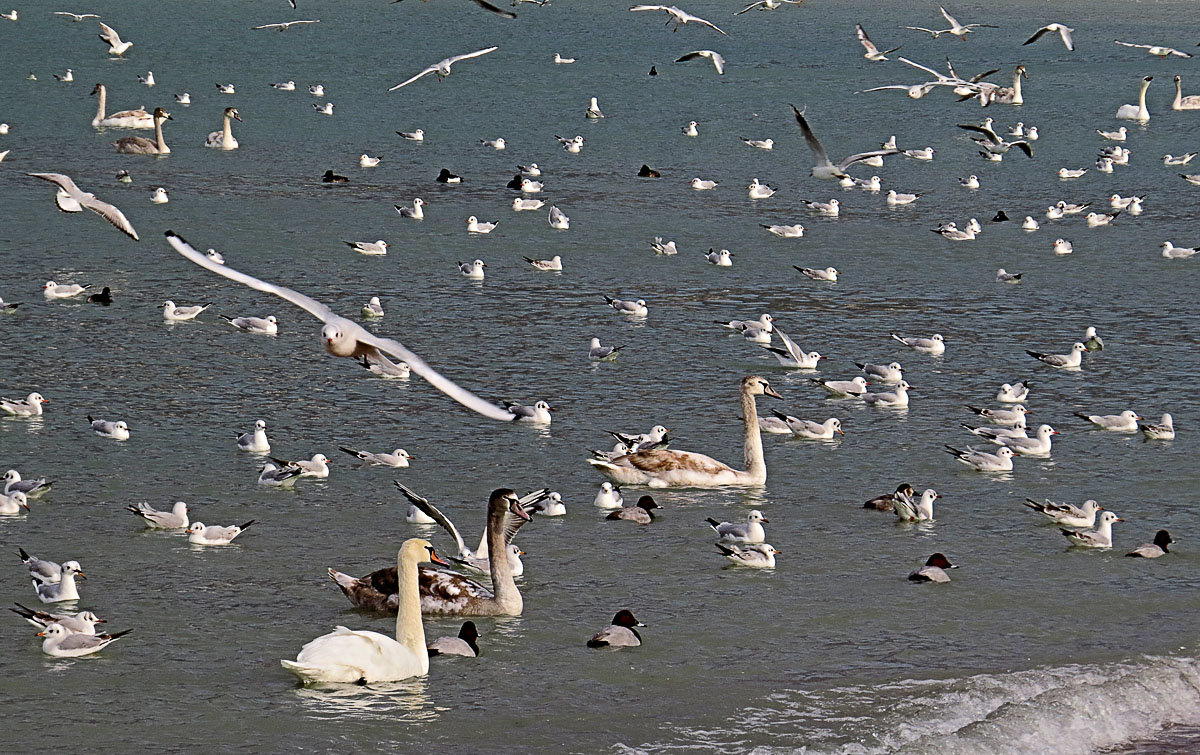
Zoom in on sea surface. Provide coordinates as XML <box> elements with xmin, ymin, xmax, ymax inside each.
<box><xmin>2</xmin><ymin>1</ymin><xmax>1199</xmax><ymax>752</ymax></box>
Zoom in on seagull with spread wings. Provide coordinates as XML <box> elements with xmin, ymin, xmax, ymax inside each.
<box><xmin>251</xmin><ymin>19</ymin><xmax>320</xmax><ymax>31</ymax></box>
<box><xmin>734</xmin><ymin>0</ymin><xmax>802</xmax><ymax>15</ymax></box>
<box><xmin>28</xmin><ymin>173</ymin><xmax>139</xmax><ymax>241</ymax></box>
<box><xmin>387</xmin><ymin>47</ymin><xmax>499</xmax><ymax>91</ymax></box>
<box><xmin>856</xmin><ymin>24</ymin><xmax>900</xmax><ymax>61</ymax></box>
<box><xmin>630</xmin><ymin>5</ymin><xmax>727</xmax><ymax>36</ymax></box>
<box><xmin>1023</xmin><ymin>23</ymin><xmax>1074</xmax><ymax>51</ymax></box>
<box><xmin>675</xmin><ymin>49</ymin><xmax>724</xmax><ymax>75</ymax></box>
<box><xmin>164</xmin><ymin>231</ymin><xmax>518</xmax><ymax>421</ymax></box>
<box><xmin>1114</xmin><ymin>39</ymin><xmax>1192</xmax><ymax>58</ymax></box>
<box><xmin>790</xmin><ymin>105</ymin><xmax>899</xmax><ymax>180</ymax></box>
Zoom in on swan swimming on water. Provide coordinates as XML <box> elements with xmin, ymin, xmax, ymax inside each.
<box><xmin>204</xmin><ymin>107</ymin><xmax>241</xmax><ymax>150</ymax></box>
<box><xmin>283</xmin><ymin>539</ymin><xmax>443</xmax><ymax>684</ymax></box>
<box><xmin>112</xmin><ymin>107</ymin><xmax>172</xmax><ymax>154</ymax></box>
<box><xmin>1172</xmin><ymin>75</ymin><xmax>1200</xmax><ymax>111</ymax></box>
<box><xmin>588</xmin><ymin>376</ymin><xmax>781</xmax><ymax>488</ymax></box>
<box><xmin>91</xmin><ymin>84</ymin><xmax>152</xmax><ymax>129</ymax></box>
<box><xmin>1116</xmin><ymin>76</ymin><xmax>1152</xmax><ymax>121</ymax></box>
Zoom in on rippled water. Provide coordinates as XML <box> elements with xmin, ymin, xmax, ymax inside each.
<box><xmin>3</xmin><ymin>0</ymin><xmax>1200</xmax><ymax>752</ymax></box>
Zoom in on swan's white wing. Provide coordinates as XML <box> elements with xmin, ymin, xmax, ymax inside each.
<box><xmin>789</xmin><ymin>105</ymin><xmax>833</xmax><ymax>169</ymax></box>
<box><xmin>445</xmin><ymin>46</ymin><xmax>499</xmax><ymax>65</ymax></box>
<box><xmin>856</xmin><ymin>24</ymin><xmax>879</xmax><ymax>54</ymax></box>
<box><xmin>166</xmin><ymin>231</ymin><xmax>518</xmax><ymax>421</ymax></box>
<box><xmin>393</xmin><ymin>482</ymin><xmax>470</xmax><ymax>557</ymax></box>
<box><xmin>388</xmin><ymin>65</ymin><xmax>438</xmax><ymax>91</ymax></box>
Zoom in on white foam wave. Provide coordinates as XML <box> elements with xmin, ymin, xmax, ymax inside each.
<box><xmin>633</xmin><ymin>653</ymin><xmax>1200</xmax><ymax>754</ymax></box>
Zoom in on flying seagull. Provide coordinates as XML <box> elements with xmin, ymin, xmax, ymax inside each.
<box><xmin>734</xmin><ymin>0</ymin><xmax>802</xmax><ymax>14</ymax></box>
<box><xmin>391</xmin><ymin>0</ymin><xmax>515</xmax><ymax>18</ymax></box>
<box><xmin>629</xmin><ymin>5</ymin><xmax>728</xmax><ymax>36</ymax></box>
<box><xmin>388</xmin><ymin>46</ymin><xmax>499</xmax><ymax>91</ymax></box>
<box><xmin>28</xmin><ymin>172</ymin><xmax>139</xmax><ymax>241</ymax></box>
<box><xmin>675</xmin><ymin>49</ymin><xmax>724</xmax><ymax>75</ymax></box>
<box><xmin>856</xmin><ymin>23</ymin><xmax>901</xmax><ymax>61</ymax></box>
<box><xmin>165</xmin><ymin>231</ymin><xmax>518</xmax><ymax>421</ymax></box>
<box><xmin>790</xmin><ymin>105</ymin><xmax>899</xmax><ymax>179</ymax></box>
<box><xmin>251</xmin><ymin>19</ymin><xmax>320</xmax><ymax>30</ymax></box>
<box><xmin>1023</xmin><ymin>23</ymin><xmax>1074</xmax><ymax>51</ymax></box>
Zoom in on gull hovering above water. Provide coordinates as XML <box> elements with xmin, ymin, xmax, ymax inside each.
<box><xmin>54</xmin><ymin>12</ymin><xmax>102</xmax><ymax>21</ymax></box>
<box><xmin>734</xmin><ymin>0</ymin><xmax>802</xmax><ymax>15</ymax></box>
<box><xmin>791</xmin><ymin>105</ymin><xmax>898</xmax><ymax>180</ymax></box>
<box><xmin>97</xmin><ymin>21</ymin><xmax>132</xmax><ymax>56</ymax></box>
<box><xmin>1023</xmin><ymin>23</ymin><xmax>1074</xmax><ymax>51</ymax></box>
<box><xmin>251</xmin><ymin>19</ymin><xmax>320</xmax><ymax>31</ymax></box>
<box><xmin>1114</xmin><ymin>40</ymin><xmax>1192</xmax><ymax>58</ymax></box>
<box><xmin>388</xmin><ymin>47</ymin><xmax>499</xmax><ymax>91</ymax></box>
<box><xmin>905</xmin><ymin>7</ymin><xmax>996</xmax><ymax>39</ymax></box>
<box><xmin>28</xmin><ymin>173</ymin><xmax>139</xmax><ymax>241</ymax></box>
<box><xmin>165</xmin><ymin>231</ymin><xmax>519</xmax><ymax>421</ymax></box>
<box><xmin>629</xmin><ymin>5</ymin><xmax>728</xmax><ymax>36</ymax></box>
<box><xmin>675</xmin><ymin>50</ymin><xmax>724</xmax><ymax>75</ymax></box>
<box><xmin>856</xmin><ymin>24</ymin><xmax>901</xmax><ymax>61</ymax></box>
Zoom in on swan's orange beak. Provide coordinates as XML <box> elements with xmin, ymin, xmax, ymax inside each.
<box><xmin>427</xmin><ymin>547</ymin><xmax>450</xmax><ymax>567</ymax></box>
<box><xmin>764</xmin><ymin>387</ymin><xmax>783</xmax><ymax>399</ymax></box>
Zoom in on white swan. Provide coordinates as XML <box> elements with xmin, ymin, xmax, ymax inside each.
<box><xmin>204</xmin><ymin>107</ymin><xmax>241</xmax><ymax>150</ymax></box>
<box><xmin>1116</xmin><ymin>76</ymin><xmax>1152</xmax><ymax>121</ymax></box>
<box><xmin>1173</xmin><ymin>75</ymin><xmax>1200</xmax><ymax>111</ymax></box>
<box><xmin>112</xmin><ymin>107</ymin><xmax>171</xmax><ymax>154</ymax></box>
<box><xmin>91</xmin><ymin>84</ymin><xmax>152</xmax><ymax>129</ymax></box>
<box><xmin>282</xmin><ymin>538</ymin><xmax>441</xmax><ymax>684</ymax></box>
<box><xmin>588</xmin><ymin>376</ymin><xmax>780</xmax><ymax>487</ymax></box>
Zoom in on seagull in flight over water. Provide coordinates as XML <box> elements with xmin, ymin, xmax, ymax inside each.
<box><xmin>165</xmin><ymin>231</ymin><xmax>519</xmax><ymax>421</ymax></box>
<box><xmin>388</xmin><ymin>47</ymin><xmax>499</xmax><ymax>91</ymax></box>
<box><xmin>28</xmin><ymin>172</ymin><xmax>139</xmax><ymax>241</ymax></box>
<box><xmin>629</xmin><ymin>5</ymin><xmax>728</xmax><ymax>36</ymax></box>
<box><xmin>251</xmin><ymin>20</ymin><xmax>320</xmax><ymax>31</ymax></box>
<box><xmin>790</xmin><ymin>105</ymin><xmax>899</xmax><ymax>179</ymax></box>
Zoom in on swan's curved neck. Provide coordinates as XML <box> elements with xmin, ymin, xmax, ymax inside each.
<box><xmin>395</xmin><ymin>548</ymin><xmax>426</xmax><ymax>661</ymax></box>
<box><xmin>154</xmin><ymin>115</ymin><xmax>169</xmax><ymax>153</ymax></box>
<box><xmin>1012</xmin><ymin>70</ymin><xmax>1023</xmax><ymax>103</ymax></box>
<box><xmin>94</xmin><ymin>86</ymin><xmax>106</xmax><ymax>124</ymax></box>
<box><xmin>1173</xmin><ymin>79</ymin><xmax>1181</xmax><ymax>109</ymax></box>
<box><xmin>1140</xmin><ymin>82</ymin><xmax>1151</xmax><ymax>115</ymax></box>
<box><xmin>222</xmin><ymin>113</ymin><xmax>234</xmax><ymax>143</ymax></box>
<box><xmin>487</xmin><ymin>506</ymin><xmax>521</xmax><ymax>612</ymax></box>
<box><xmin>741</xmin><ymin>388</ymin><xmax>767</xmax><ymax>483</ymax></box>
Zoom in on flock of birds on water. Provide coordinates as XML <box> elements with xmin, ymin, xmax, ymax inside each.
<box><xmin>0</xmin><ymin>0</ymin><xmax>1194</xmax><ymax>684</ymax></box>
